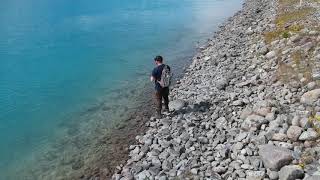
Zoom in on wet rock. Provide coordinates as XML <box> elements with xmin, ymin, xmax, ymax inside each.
<box><xmin>259</xmin><ymin>144</ymin><xmax>293</xmax><ymax>170</ymax></box>
<box><xmin>279</xmin><ymin>165</ymin><xmax>304</xmax><ymax>180</ymax></box>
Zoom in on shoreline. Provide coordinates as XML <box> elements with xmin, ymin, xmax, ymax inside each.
<box><xmin>113</xmin><ymin>0</ymin><xmax>320</xmax><ymax>179</ymax></box>
<box><xmin>5</xmin><ymin>48</ymin><xmax>196</xmax><ymax>180</ymax></box>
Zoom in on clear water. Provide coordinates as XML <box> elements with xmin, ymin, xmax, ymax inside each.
<box><xmin>0</xmin><ymin>0</ymin><xmax>242</xmax><ymax>179</ymax></box>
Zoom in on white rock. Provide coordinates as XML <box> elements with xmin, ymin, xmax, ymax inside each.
<box><xmin>299</xmin><ymin>128</ymin><xmax>319</xmax><ymax>141</ymax></box>
<box><xmin>265</xmin><ymin>51</ymin><xmax>276</xmax><ymax>59</ymax></box>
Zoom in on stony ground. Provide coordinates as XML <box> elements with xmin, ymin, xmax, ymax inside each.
<box><xmin>112</xmin><ymin>0</ymin><xmax>320</xmax><ymax>179</ymax></box>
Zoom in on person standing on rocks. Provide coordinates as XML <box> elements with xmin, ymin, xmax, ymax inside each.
<box><xmin>150</xmin><ymin>55</ymin><xmax>172</xmax><ymax>118</ymax></box>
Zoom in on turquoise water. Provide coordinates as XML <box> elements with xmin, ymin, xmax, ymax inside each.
<box><xmin>0</xmin><ymin>0</ymin><xmax>242</xmax><ymax>179</ymax></box>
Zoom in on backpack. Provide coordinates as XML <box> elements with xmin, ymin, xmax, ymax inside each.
<box><xmin>158</xmin><ymin>65</ymin><xmax>172</xmax><ymax>88</ymax></box>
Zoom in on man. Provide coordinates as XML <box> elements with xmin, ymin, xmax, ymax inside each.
<box><xmin>151</xmin><ymin>55</ymin><xmax>171</xmax><ymax>118</ymax></box>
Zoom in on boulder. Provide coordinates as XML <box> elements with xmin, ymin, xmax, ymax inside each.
<box><xmin>287</xmin><ymin>126</ymin><xmax>303</xmax><ymax>141</ymax></box>
<box><xmin>299</xmin><ymin>128</ymin><xmax>319</xmax><ymax>141</ymax></box>
<box><xmin>300</xmin><ymin>89</ymin><xmax>320</xmax><ymax>105</ymax></box>
<box><xmin>259</xmin><ymin>144</ymin><xmax>293</xmax><ymax>170</ymax></box>
<box><xmin>279</xmin><ymin>165</ymin><xmax>304</xmax><ymax>180</ymax></box>
<box><xmin>169</xmin><ymin>99</ymin><xmax>186</xmax><ymax>111</ymax></box>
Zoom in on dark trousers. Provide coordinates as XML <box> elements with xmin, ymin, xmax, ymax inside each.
<box><xmin>155</xmin><ymin>87</ymin><xmax>169</xmax><ymax>113</ymax></box>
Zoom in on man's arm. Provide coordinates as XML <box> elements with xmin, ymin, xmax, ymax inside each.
<box><xmin>150</xmin><ymin>76</ymin><xmax>155</xmax><ymax>82</ymax></box>
<box><xmin>151</xmin><ymin>68</ymin><xmax>156</xmax><ymax>82</ymax></box>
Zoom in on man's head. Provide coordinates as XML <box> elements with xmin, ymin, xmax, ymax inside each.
<box><xmin>154</xmin><ymin>55</ymin><xmax>163</xmax><ymax>65</ymax></box>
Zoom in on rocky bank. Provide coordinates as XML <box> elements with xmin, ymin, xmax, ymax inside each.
<box><xmin>112</xmin><ymin>0</ymin><xmax>320</xmax><ymax>179</ymax></box>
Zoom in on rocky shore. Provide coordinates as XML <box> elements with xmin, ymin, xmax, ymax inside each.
<box><xmin>112</xmin><ymin>0</ymin><xmax>320</xmax><ymax>179</ymax></box>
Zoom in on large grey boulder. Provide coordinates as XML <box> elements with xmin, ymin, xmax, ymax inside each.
<box><xmin>300</xmin><ymin>89</ymin><xmax>320</xmax><ymax>105</ymax></box>
<box><xmin>169</xmin><ymin>99</ymin><xmax>186</xmax><ymax>111</ymax></box>
<box><xmin>279</xmin><ymin>165</ymin><xmax>304</xmax><ymax>180</ymax></box>
<box><xmin>299</xmin><ymin>128</ymin><xmax>319</xmax><ymax>141</ymax></box>
<box><xmin>259</xmin><ymin>144</ymin><xmax>293</xmax><ymax>170</ymax></box>
<box><xmin>287</xmin><ymin>126</ymin><xmax>303</xmax><ymax>141</ymax></box>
